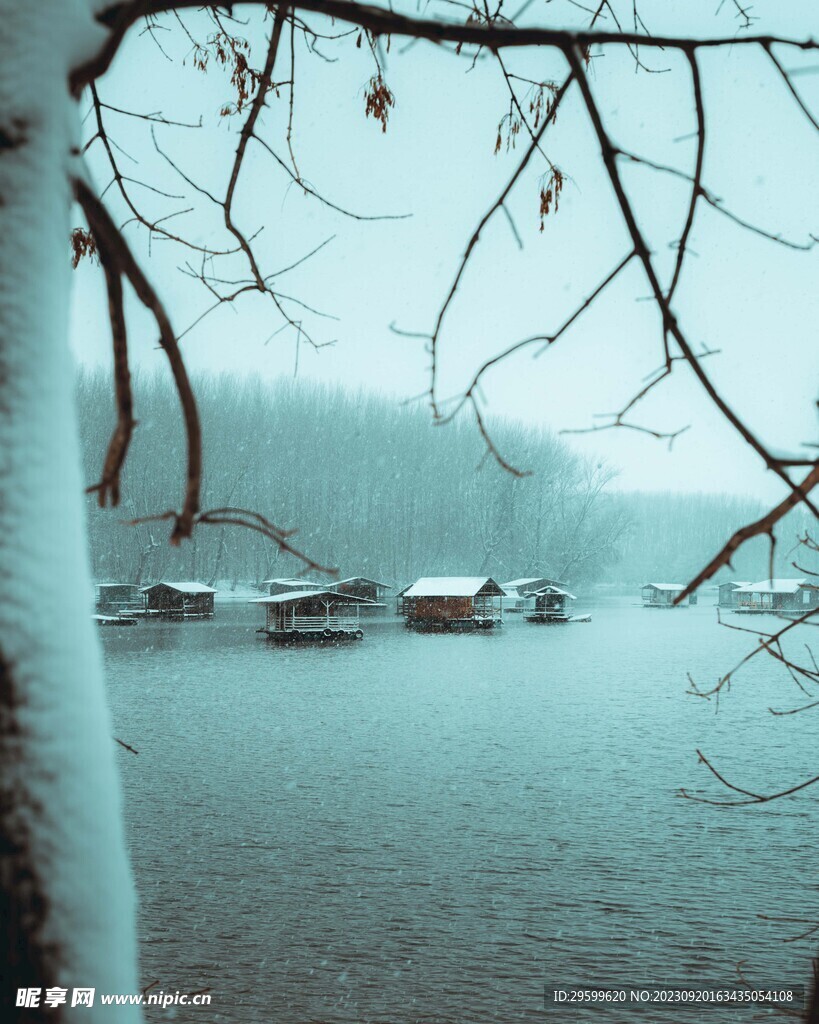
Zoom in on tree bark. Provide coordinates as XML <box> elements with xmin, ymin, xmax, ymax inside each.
<box><xmin>0</xmin><ymin>2</ymin><xmax>141</xmax><ymax>1017</ymax></box>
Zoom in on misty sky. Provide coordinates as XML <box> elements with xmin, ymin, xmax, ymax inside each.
<box><xmin>69</xmin><ymin>0</ymin><xmax>818</xmax><ymax>501</ymax></box>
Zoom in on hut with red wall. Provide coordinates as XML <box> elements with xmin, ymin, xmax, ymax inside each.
<box><xmin>398</xmin><ymin>577</ymin><xmax>504</xmax><ymax>631</ymax></box>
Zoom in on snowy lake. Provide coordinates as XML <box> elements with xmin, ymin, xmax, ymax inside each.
<box><xmin>101</xmin><ymin>597</ymin><xmax>816</xmax><ymax>1022</ymax></box>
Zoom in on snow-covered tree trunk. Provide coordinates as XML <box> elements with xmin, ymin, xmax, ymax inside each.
<box><xmin>0</xmin><ymin>2</ymin><xmax>141</xmax><ymax>1018</ymax></box>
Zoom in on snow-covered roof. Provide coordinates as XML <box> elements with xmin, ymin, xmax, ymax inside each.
<box><xmin>502</xmin><ymin>576</ymin><xmax>566</xmax><ymax>589</ymax></box>
<box><xmin>642</xmin><ymin>583</ymin><xmax>685</xmax><ymax>591</ymax></box>
<box><xmin>96</xmin><ymin>582</ymin><xmax>138</xmax><ymax>589</ymax></box>
<box><xmin>337</xmin><ymin>577</ymin><xmax>391</xmax><ymax>589</ymax></box>
<box><xmin>735</xmin><ymin>579</ymin><xmax>807</xmax><ymax>594</ymax></box>
<box><xmin>401</xmin><ymin>577</ymin><xmax>505</xmax><ymax>598</ymax></box>
<box><xmin>140</xmin><ymin>581</ymin><xmax>217</xmax><ymax>594</ymax></box>
<box><xmin>261</xmin><ymin>578</ymin><xmax>325</xmax><ymax>587</ymax></box>
<box><xmin>719</xmin><ymin>581</ymin><xmax>751</xmax><ymax>589</ymax></box>
<box><xmin>253</xmin><ymin>590</ymin><xmax>377</xmax><ymax>605</ymax></box>
<box><xmin>526</xmin><ymin>585</ymin><xmax>577</xmax><ymax>600</ymax></box>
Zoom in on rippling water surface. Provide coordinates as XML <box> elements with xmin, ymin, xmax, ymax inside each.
<box><xmin>101</xmin><ymin>598</ymin><xmax>816</xmax><ymax>1022</ymax></box>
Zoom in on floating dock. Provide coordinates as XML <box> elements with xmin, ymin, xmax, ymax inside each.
<box><xmin>253</xmin><ymin>589</ymin><xmax>375</xmax><ymax>643</ymax></box>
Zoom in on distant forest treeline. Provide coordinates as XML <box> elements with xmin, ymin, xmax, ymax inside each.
<box><xmin>604</xmin><ymin>491</ymin><xmax>814</xmax><ymax>587</ymax></box>
<box><xmin>77</xmin><ymin>371</ymin><xmax>813</xmax><ymax>590</ymax></box>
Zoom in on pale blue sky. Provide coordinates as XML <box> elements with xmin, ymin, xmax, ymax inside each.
<box><xmin>70</xmin><ymin>0</ymin><xmax>818</xmax><ymax>500</ymax></box>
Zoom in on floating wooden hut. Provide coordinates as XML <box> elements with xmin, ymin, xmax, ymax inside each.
<box><xmin>523</xmin><ymin>584</ymin><xmax>577</xmax><ymax>623</ymax></box>
<box><xmin>335</xmin><ymin>577</ymin><xmax>391</xmax><ymax>603</ymax></box>
<box><xmin>140</xmin><ymin>581</ymin><xmax>216</xmax><ymax>619</ymax></box>
<box><xmin>399</xmin><ymin>577</ymin><xmax>505</xmax><ymax>631</ymax></box>
<box><xmin>717</xmin><ymin>581</ymin><xmax>751</xmax><ymax>608</ymax></box>
<box><xmin>502</xmin><ymin>576</ymin><xmax>568</xmax><ymax>596</ymax></box>
<box><xmin>733</xmin><ymin>579</ymin><xmax>818</xmax><ymax>614</ymax></box>
<box><xmin>254</xmin><ymin>589</ymin><xmax>375</xmax><ymax>642</ymax></box>
<box><xmin>501</xmin><ymin>577</ymin><xmax>568</xmax><ymax>613</ymax></box>
<box><xmin>95</xmin><ymin>583</ymin><xmax>142</xmax><ymax>616</ymax></box>
<box><xmin>262</xmin><ymin>577</ymin><xmax>327</xmax><ymax>597</ymax></box>
<box><xmin>641</xmin><ymin>583</ymin><xmax>694</xmax><ymax>607</ymax></box>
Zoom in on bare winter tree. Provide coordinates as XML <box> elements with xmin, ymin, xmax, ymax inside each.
<box><xmin>0</xmin><ymin>0</ymin><xmax>816</xmax><ymax>1018</ymax></box>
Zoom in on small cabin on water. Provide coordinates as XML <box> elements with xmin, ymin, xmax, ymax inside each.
<box><xmin>502</xmin><ymin>576</ymin><xmax>568</xmax><ymax>596</ymax></box>
<box><xmin>140</xmin><ymin>582</ymin><xmax>216</xmax><ymax>618</ymax></box>
<box><xmin>399</xmin><ymin>577</ymin><xmax>505</xmax><ymax>630</ymax></box>
<box><xmin>254</xmin><ymin>589</ymin><xmax>375</xmax><ymax>642</ymax></box>
<box><xmin>335</xmin><ymin>577</ymin><xmax>391</xmax><ymax>603</ymax></box>
<box><xmin>523</xmin><ymin>585</ymin><xmax>576</xmax><ymax>623</ymax></box>
<box><xmin>501</xmin><ymin>577</ymin><xmax>568</xmax><ymax>613</ymax></box>
<box><xmin>262</xmin><ymin>577</ymin><xmax>327</xmax><ymax>597</ymax></box>
<box><xmin>733</xmin><ymin>579</ymin><xmax>818</xmax><ymax>613</ymax></box>
<box><xmin>95</xmin><ymin>583</ymin><xmax>142</xmax><ymax>616</ymax></box>
<box><xmin>717</xmin><ymin>581</ymin><xmax>751</xmax><ymax>608</ymax></box>
<box><xmin>641</xmin><ymin>583</ymin><xmax>695</xmax><ymax>607</ymax></box>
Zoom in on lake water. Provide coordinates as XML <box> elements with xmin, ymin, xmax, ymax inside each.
<box><xmin>101</xmin><ymin>597</ymin><xmax>817</xmax><ymax>1022</ymax></box>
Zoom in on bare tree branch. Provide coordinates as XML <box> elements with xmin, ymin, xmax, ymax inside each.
<box><xmin>680</xmin><ymin>748</ymin><xmax>819</xmax><ymax>806</ymax></box>
<box><xmin>678</xmin><ymin>465</ymin><xmax>819</xmax><ymax>602</ymax></box>
<box><xmin>565</xmin><ymin>43</ymin><xmax>819</xmax><ymax>589</ymax></box>
<box><xmin>665</xmin><ymin>50</ymin><xmax>704</xmax><ymax>304</ymax></box>
<box><xmin>75</xmin><ymin>176</ymin><xmax>202</xmax><ymax>543</ymax></box>
<box><xmin>427</xmin><ymin>69</ymin><xmax>575</xmax><ymax>416</ymax></box>
<box><xmin>764</xmin><ymin>43</ymin><xmax>819</xmax><ymax>132</ymax></box>
<box><xmin>73</xmin><ymin>0</ymin><xmax>819</xmax><ymax>95</ymax></box>
<box><xmin>86</xmin><ymin>226</ymin><xmax>136</xmax><ymax>508</ymax></box>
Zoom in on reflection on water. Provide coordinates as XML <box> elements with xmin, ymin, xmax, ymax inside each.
<box><xmin>101</xmin><ymin>598</ymin><xmax>816</xmax><ymax>1022</ymax></box>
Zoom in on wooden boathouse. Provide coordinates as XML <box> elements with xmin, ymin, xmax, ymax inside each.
<box><xmin>398</xmin><ymin>577</ymin><xmax>505</xmax><ymax>631</ymax></box>
<box><xmin>140</xmin><ymin>581</ymin><xmax>217</xmax><ymax>618</ymax></box>
<box><xmin>262</xmin><ymin>577</ymin><xmax>327</xmax><ymax>597</ymax></box>
<box><xmin>502</xmin><ymin>576</ymin><xmax>568</xmax><ymax>596</ymax></box>
<box><xmin>501</xmin><ymin>577</ymin><xmax>568</xmax><ymax>613</ymax></box>
<box><xmin>733</xmin><ymin>579</ymin><xmax>818</xmax><ymax>614</ymax></box>
<box><xmin>717</xmin><ymin>581</ymin><xmax>751</xmax><ymax>608</ymax></box>
<box><xmin>641</xmin><ymin>583</ymin><xmax>694</xmax><ymax>608</ymax></box>
<box><xmin>523</xmin><ymin>584</ymin><xmax>576</xmax><ymax>623</ymax></box>
<box><xmin>95</xmin><ymin>583</ymin><xmax>142</xmax><ymax>616</ymax></box>
<box><xmin>335</xmin><ymin>577</ymin><xmax>391</xmax><ymax>603</ymax></box>
<box><xmin>254</xmin><ymin>589</ymin><xmax>375</xmax><ymax>642</ymax></box>
<box><xmin>638</xmin><ymin>585</ymin><xmax>696</xmax><ymax>606</ymax></box>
